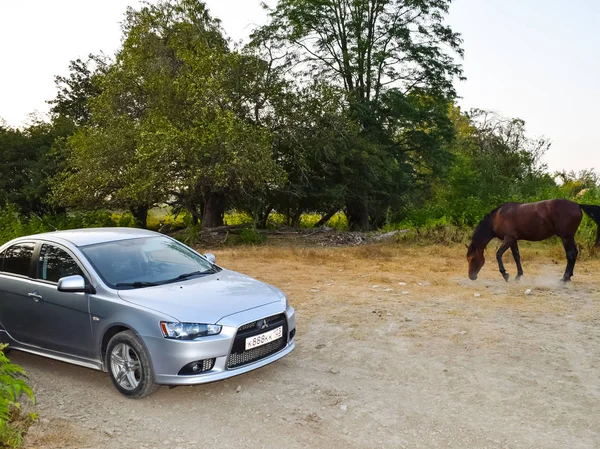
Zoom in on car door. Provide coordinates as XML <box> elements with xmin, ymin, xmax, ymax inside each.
<box><xmin>29</xmin><ymin>242</ymin><xmax>95</xmax><ymax>358</ymax></box>
<box><xmin>0</xmin><ymin>242</ymin><xmax>39</xmax><ymax>346</ymax></box>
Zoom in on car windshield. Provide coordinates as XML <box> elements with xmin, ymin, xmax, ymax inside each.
<box><xmin>79</xmin><ymin>236</ymin><xmax>216</xmax><ymax>289</ymax></box>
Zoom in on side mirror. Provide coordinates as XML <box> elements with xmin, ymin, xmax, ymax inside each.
<box><xmin>204</xmin><ymin>253</ymin><xmax>216</xmax><ymax>264</ymax></box>
<box><xmin>57</xmin><ymin>275</ymin><xmax>88</xmax><ymax>293</ymax></box>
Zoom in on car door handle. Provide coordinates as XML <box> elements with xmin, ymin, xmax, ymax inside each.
<box><xmin>28</xmin><ymin>291</ymin><xmax>43</xmax><ymax>302</ymax></box>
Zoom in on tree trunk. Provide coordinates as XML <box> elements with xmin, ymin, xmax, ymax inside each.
<box><xmin>201</xmin><ymin>191</ymin><xmax>226</xmax><ymax>229</ymax></box>
<box><xmin>345</xmin><ymin>200</ymin><xmax>369</xmax><ymax>230</ymax></box>
<box><xmin>256</xmin><ymin>204</ymin><xmax>273</xmax><ymax>230</ymax></box>
<box><xmin>290</xmin><ymin>208</ymin><xmax>303</xmax><ymax>228</ymax></box>
<box><xmin>369</xmin><ymin>208</ymin><xmax>386</xmax><ymax>229</ymax></box>
<box><xmin>185</xmin><ymin>206</ymin><xmax>202</xmax><ymax>226</ymax></box>
<box><xmin>129</xmin><ymin>205</ymin><xmax>149</xmax><ymax>229</ymax></box>
<box><xmin>314</xmin><ymin>207</ymin><xmax>339</xmax><ymax>228</ymax></box>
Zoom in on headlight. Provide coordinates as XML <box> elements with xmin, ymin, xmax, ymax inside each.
<box><xmin>159</xmin><ymin>322</ymin><xmax>222</xmax><ymax>340</ymax></box>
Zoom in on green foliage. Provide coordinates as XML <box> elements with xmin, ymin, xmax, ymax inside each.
<box><xmin>146</xmin><ymin>208</ymin><xmax>191</xmax><ymax>231</ymax></box>
<box><xmin>0</xmin><ymin>345</ymin><xmax>36</xmax><ymax>448</ymax></box>
<box><xmin>174</xmin><ymin>224</ymin><xmax>203</xmax><ymax>246</ymax></box>
<box><xmin>0</xmin><ymin>119</ymin><xmax>74</xmax><ymax>215</ymax></box>
<box><xmin>223</xmin><ymin>211</ymin><xmax>254</xmax><ymax>227</ymax></box>
<box><xmin>256</xmin><ymin>0</ymin><xmax>463</xmax><ymax>98</ymax></box>
<box><xmin>51</xmin><ymin>0</ymin><xmax>283</xmax><ymax>229</ymax></box>
<box><xmin>49</xmin><ymin>56</ymin><xmax>107</xmax><ymax>126</ymax></box>
<box><xmin>0</xmin><ymin>205</ymin><xmax>136</xmax><ymax>246</ymax></box>
<box><xmin>398</xmin><ymin>106</ymin><xmax>558</xmax><ymax>227</ymax></box>
<box><xmin>254</xmin><ymin>0</ymin><xmax>463</xmax><ymax>228</ymax></box>
<box><xmin>237</xmin><ymin>228</ymin><xmax>266</xmax><ymax>245</ymax></box>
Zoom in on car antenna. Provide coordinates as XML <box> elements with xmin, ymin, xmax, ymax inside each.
<box><xmin>32</xmin><ymin>213</ymin><xmax>58</xmax><ymax>231</ymax></box>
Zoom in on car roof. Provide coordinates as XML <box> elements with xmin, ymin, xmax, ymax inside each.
<box><xmin>10</xmin><ymin>227</ymin><xmax>161</xmax><ymax>248</ymax></box>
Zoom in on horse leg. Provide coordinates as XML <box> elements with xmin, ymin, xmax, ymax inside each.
<box><xmin>561</xmin><ymin>236</ymin><xmax>578</xmax><ymax>282</ymax></box>
<box><xmin>511</xmin><ymin>242</ymin><xmax>524</xmax><ymax>280</ymax></box>
<box><xmin>496</xmin><ymin>237</ymin><xmax>514</xmax><ymax>281</ymax></box>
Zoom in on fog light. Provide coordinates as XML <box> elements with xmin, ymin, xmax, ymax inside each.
<box><xmin>289</xmin><ymin>328</ymin><xmax>296</xmax><ymax>340</ymax></box>
<box><xmin>178</xmin><ymin>358</ymin><xmax>216</xmax><ymax>375</ymax></box>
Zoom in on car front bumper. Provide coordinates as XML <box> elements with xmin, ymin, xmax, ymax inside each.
<box><xmin>143</xmin><ymin>304</ymin><xmax>296</xmax><ymax>386</ymax></box>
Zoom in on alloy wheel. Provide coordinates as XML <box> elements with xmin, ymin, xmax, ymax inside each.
<box><xmin>110</xmin><ymin>343</ymin><xmax>142</xmax><ymax>390</ymax></box>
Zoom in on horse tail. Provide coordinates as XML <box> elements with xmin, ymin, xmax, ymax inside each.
<box><xmin>579</xmin><ymin>204</ymin><xmax>600</xmax><ymax>246</ymax></box>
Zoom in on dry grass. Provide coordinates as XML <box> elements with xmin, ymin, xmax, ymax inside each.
<box><xmin>201</xmin><ymin>242</ymin><xmax>600</xmax><ymax>330</ymax></box>
<box><xmin>23</xmin><ymin>418</ymin><xmax>86</xmax><ymax>449</ymax></box>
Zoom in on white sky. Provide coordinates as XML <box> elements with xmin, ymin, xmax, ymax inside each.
<box><xmin>1</xmin><ymin>0</ymin><xmax>598</xmax><ymax>173</ymax></box>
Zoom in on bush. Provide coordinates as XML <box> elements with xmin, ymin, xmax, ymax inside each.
<box><xmin>323</xmin><ymin>212</ymin><xmax>348</xmax><ymax>230</ymax></box>
<box><xmin>237</xmin><ymin>228</ymin><xmax>266</xmax><ymax>245</ymax></box>
<box><xmin>173</xmin><ymin>224</ymin><xmax>203</xmax><ymax>246</ymax></box>
<box><xmin>0</xmin><ymin>345</ymin><xmax>36</xmax><ymax>448</ymax></box>
<box><xmin>224</xmin><ymin>210</ymin><xmax>254</xmax><ymax>226</ymax></box>
<box><xmin>392</xmin><ymin>220</ymin><xmax>472</xmax><ymax>246</ymax></box>
<box><xmin>0</xmin><ymin>205</ymin><xmax>132</xmax><ymax>246</ymax></box>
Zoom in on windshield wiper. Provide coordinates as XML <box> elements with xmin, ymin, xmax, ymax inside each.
<box><xmin>176</xmin><ymin>267</ymin><xmax>218</xmax><ymax>280</ymax></box>
<box><xmin>115</xmin><ymin>281</ymin><xmax>160</xmax><ymax>289</ymax></box>
<box><xmin>162</xmin><ymin>267</ymin><xmax>218</xmax><ymax>284</ymax></box>
<box><xmin>116</xmin><ymin>267</ymin><xmax>218</xmax><ymax>288</ymax></box>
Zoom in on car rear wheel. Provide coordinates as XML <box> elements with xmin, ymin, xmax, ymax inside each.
<box><xmin>106</xmin><ymin>330</ymin><xmax>160</xmax><ymax>398</ymax></box>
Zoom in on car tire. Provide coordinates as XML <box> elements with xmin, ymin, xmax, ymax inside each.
<box><xmin>106</xmin><ymin>330</ymin><xmax>160</xmax><ymax>399</ymax></box>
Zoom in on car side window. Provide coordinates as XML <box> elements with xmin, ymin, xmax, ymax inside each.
<box><xmin>37</xmin><ymin>244</ymin><xmax>83</xmax><ymax>283</ymax></box>
<box><xmin>3</xmin><ymin>243</ymin><xmax>35</xmax><ymax>277</ymax></box>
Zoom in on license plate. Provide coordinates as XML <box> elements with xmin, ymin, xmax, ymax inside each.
<box><xmin>245</xmin><ymin>326</ymin><xmax>283</xmax><ymax>350</ymax></box>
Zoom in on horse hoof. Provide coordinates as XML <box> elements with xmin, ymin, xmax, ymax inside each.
<box><xmin>502</xmin><ymin>273</ymin><xmax>510</xmax><ymax>282</ymax></box>
<box><xmin>560</xmin><ymin>277</ymin><xmax>571</xmax><ymax>283</ymax></box>
<box><xmin>515</xmin><ymin>276</ymin><xmax>522</xmax><ymax>282</ymax></box>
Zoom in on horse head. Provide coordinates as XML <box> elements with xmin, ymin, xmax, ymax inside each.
<box><xmin>466</xmin><ymin>243</ymin><xmax>485</xmax><ymax>280</ymax></box>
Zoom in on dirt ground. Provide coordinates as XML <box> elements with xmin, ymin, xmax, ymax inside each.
<box><xmin>15</xmin><ymin>241</ymin><xmax>600</xmax><ymax>449</ymax></box>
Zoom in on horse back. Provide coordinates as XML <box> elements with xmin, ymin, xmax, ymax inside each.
<box><xmin>493</xmin><ymin>199</ymin><xmax>582</xmax><ymax>241</ymax></box>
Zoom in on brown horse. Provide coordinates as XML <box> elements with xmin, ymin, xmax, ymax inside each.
<box><xmin>466</xmin><ymin>199</ymin><xmax>600</xmax><ymax>282</ymax></box>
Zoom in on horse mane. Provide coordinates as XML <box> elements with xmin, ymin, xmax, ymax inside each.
<box><xmin>468</xmin><ymin>205</ymin><xmax>502</xmax><ymax>254</ymax></box>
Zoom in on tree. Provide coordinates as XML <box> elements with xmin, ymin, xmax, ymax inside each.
<box><xmin>51</xmin><ymin>115</ymin><xmax>163</xmax><ymax>228</ymax></box>
<box><xmin>0</xmin><ymin>118</ymin><xmax>74</xmax><ymax>215</ymax></box>
<box><xmin>265</xmin><ymin>83</ymin><xmax>353</xmax><ymax>227</ymax></box>
<box><xmin>52</xmin><ymin>0</ymin><xmax>282</xmax><ymax>229</ymax></box>
<box><xmin>254</xmin><ymin>0</ymin><xmax>463</xmax><ymax>228</ymax></box>
<box><xmin>48</xmin><ymin>56</ymin><xmax>108</xmax><ymax>126</ymax></box>
<box><xmin>420</xmin><ymin>106</ymin><xmax>556</xmax><ymax>225</ymax></box>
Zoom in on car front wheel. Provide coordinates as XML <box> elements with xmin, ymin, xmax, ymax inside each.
<box><xmin>106</xmin><ymin>330</ymin><xmax>160</xmax><ymax>398</ymax></box>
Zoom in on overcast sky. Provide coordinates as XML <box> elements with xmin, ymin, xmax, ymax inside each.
<box><xmin>1</xmin><ymin>0</ymin><xmax>598</xmax><ymax>173</ymax></box>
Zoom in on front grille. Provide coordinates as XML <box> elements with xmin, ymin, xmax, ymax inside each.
<box><xmin>237</xmin><ymin>314</ymin><xmax>286</xmax><ymax>333</ymax></box>
<box><xmin>200</xmin><ymin>358</ymin><xmax>215</xmax><ymax>371</ymax></box>
<box><xmin>227</xmin><ymin>338</ymin><xmax>286</xmax><ymax>369</ymax></box>
<box><xmin>227</xmin><ymin>314</ymin><xmax>288</xmax><ymax>369</ymax></box>
<box><xmin>238</xmin><ymin>321</ymin><xmax>257</xmax><ymax>332</ymax></box>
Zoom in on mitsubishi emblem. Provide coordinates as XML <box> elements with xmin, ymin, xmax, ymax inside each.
<box><xmin>260</xmin><ymin>319</ymin><xmax>269</xmax><ymax>329</ymax></box>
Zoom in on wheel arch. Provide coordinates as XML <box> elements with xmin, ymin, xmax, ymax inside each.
<box><xmin>100</xmin><ymin>324</ymin><xmax>136</xmax><ymax>370</ymax></box>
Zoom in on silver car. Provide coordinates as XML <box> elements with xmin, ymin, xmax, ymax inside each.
<box><xmin>0</xmin><ymin>228</ymin><xmax>296</xmax><ymax>398</ymax></box>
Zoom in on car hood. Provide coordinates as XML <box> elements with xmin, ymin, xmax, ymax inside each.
<box><xmin>117</xmin><ymin>269</ymin><xmax>282</xmax><ymax>323</ymax></box>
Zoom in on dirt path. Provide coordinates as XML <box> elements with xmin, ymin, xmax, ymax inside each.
<box><xmin>18</xmin><ymin>244</ymin><xmax>600</xmax><ymax>448</ymax></box>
